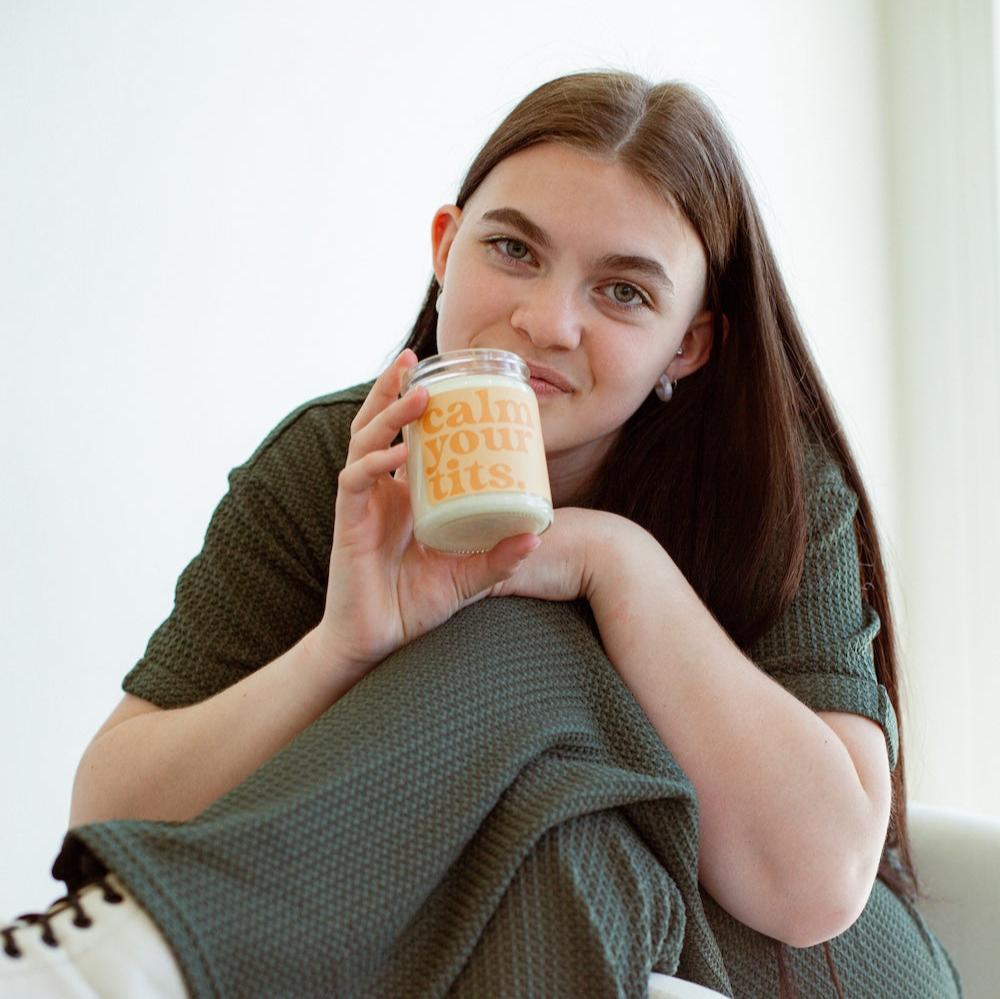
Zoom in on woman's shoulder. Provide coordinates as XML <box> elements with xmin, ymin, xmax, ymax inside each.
<box><xmin>796</xmin><ymin>426</ymin><xmax>862</xmax><ymax>542</ymax></box>
<box><xmin>799</xmin><ymin>426</ymin><xmax>856</xmax><ymax>496</ymax></box>
<box><xmin>234</xmin><ymin>379</ymin><xmax>376</xmax><ymax>482</ymax></box>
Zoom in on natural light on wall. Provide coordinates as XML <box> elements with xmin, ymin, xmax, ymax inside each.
<box><xmin>881</xmin><ymin>0</ymin><xmax>1000</xmax><ymax>818</ymax></box>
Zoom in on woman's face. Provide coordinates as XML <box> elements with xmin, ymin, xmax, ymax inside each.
<box><xmin>431</xmin><ymin>142</ymin><xmax>716</xmax><ymax>505</ymax></box>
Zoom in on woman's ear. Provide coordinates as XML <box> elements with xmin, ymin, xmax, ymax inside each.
<box><xmin>667</xmin><ymin>311</ymin><xmax>730</xmax><ymax>379</ymax></box>
<box><xmin>431</xmin><ymin>206</ymin><xmax>463</xmax><ymax>285</ymax></box>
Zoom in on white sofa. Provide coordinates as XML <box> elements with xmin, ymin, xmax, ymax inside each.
<box><xmin>648</xmin><ymin>802</ymin><xmax>1000</xmax><ymax>998</ymax></box>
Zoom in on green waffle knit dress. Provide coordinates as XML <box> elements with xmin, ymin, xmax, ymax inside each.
<box><xmin>61</xmin><ymin>380</ymin><xmax>962</xmax><ymax>998</ymax></box>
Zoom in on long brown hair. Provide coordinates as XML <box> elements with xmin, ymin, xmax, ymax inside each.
<box><xmin>390</xmin><ymin>70</ymin><xmax>914</xmax><ymax>992</ymax></box>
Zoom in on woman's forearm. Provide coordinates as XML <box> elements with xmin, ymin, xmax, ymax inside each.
<box><xmin>583</xmin><ymin>517</ymin><xmax>887</xmax><ymax>948</ymax></box>
<box><xmin>69</xmin><ymin>628</ymin><xmax>361</xmax><ymax>826</ymax></box>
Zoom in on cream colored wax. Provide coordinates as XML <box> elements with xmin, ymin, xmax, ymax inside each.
<box><xmin>402</xmin><ymin>368</ymin><xmax>553</xmax><ymax>554</ymax></box>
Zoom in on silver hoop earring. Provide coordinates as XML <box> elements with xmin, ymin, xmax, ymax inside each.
<box><xmin>655</xmin><ymin>374</ymin><xmax>677</xmax><ymax>403</ymax></box>
<box><xmin>655</xmin><ymin>346</ymin><xmax>685</xmax><ymax>403</ymax></box>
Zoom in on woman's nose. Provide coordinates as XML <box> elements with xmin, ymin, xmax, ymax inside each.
<box><xmin>509</xmin><ymin>280</ymin><xmax>584</xmax><ymax>350</ymax></box>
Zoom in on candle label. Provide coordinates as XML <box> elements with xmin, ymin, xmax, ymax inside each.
<box><xmin>416</xmin><ymin>386</ymin><xmax>550</xmax><ymax>506</ymax></box>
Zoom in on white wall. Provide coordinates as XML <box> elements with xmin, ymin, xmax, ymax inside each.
<box><xmin>880</xmin><ymin>0</ymin><xmax>1000</xmax><ymax>819</ymax></box>
<box><xmin>2</xmin><ymin>0</ymin><xmax>898</xmax><ymax>914</ymax></box>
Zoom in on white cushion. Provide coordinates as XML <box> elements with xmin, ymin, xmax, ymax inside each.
<box><xmin>909</xmin><ymin>801</ymin><xmax>1000</xmax><ymax>999</ymax></box>
<box><xmin>647</xmin><ymin>972</ymin><xmax>727</xmax><ymax>998</ymax></box>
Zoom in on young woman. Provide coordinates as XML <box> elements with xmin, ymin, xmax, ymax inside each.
<box><xmin>2</xmin><ymin>71</ymin><xmax>961</xmax><ymax>997</ymax></box>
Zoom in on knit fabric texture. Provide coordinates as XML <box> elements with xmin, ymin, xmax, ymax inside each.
<box><xmin>65</xmin><ymin>381</ymin><xmax>960</xmax><ymax>998</ymax></box>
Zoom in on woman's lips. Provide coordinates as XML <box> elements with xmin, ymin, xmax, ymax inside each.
<box><xmin>529</xmin><ymin>377</ymin><xmax>568</xmax><ymax>396</ymax></box>
<box><xmin>525</xmin><ymin>362</ymin><xmax>574</xmax><ymax>392</ymax></box>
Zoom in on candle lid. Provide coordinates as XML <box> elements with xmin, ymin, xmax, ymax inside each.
<box><xmin>400</xmin><ymin>348</ymin><xmax>530</xmax><ymax>394</ymax></box>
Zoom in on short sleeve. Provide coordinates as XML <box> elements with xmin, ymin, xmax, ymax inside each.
<box><xmin>121</xmin><ymin>385</ymin><xmax>369</xmax><ymax>709</ymax></box>
<box><xmin>746</xmin><ymin>445</ymin><xmax>899</xmax><ymax>771</ymax></box>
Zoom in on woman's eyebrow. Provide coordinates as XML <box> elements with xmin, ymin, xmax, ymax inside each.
<box><xmin>478</xmin><ymin>207</ymin><xmax>675</xmax><ymax>296</ymax></box>
<box><xmin>480</xmin><ymin>207</ymin><xmax>552</xmax><ymax>249</ymax></box>
<box><xmin>596</xmin><ymin>254</ymin><xmax>675</xmax><ymax>296</ymax></box>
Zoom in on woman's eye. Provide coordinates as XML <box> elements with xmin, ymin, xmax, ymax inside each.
<box><xmin>503</xmin><ymin>239</ymin><xmax>530</xmax><ymax>259</ymax></box>
<box><xmin>486</xmin><ymin>237</ymin><xmax>535</xmax><ymax>264</ymax></box>
<box><xmin>602</xmin><ymin>282</ymin><xmax>650</xmax><ymax>310</ymax></box>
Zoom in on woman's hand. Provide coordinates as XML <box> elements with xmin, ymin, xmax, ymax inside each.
<box><xmin>313</xmin><ymin>349</ymin><xmax>544</xmax><ymax>678</ymax></box>
<box><xmin>485</xmin><ymin>506</ymin><xmax>633</xmax><ymax>604</ymax></box>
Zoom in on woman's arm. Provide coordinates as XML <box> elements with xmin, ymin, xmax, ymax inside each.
<box><xmin>69</xmin><ymin>626</ymin><xmax>363</xmax><ymax>827</ymax></box>
<box><xmin>581</xmin><ymin>514</ymin><xmax>891</xmax><ymax>949</ymax></box>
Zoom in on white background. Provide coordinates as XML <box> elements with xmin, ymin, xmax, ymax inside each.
<box><xmin>2</xmin><ymin>0</ymin><xmax>995</xmax><ymax>915</ymax></box>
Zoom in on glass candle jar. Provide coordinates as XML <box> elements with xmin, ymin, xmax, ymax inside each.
<box><xmin>399</xmin><ymin>348</ymin><xmax>553</xmax><ymax>553</ymax></box>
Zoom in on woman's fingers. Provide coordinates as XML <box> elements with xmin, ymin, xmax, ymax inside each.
<box><xmin>346</xmin><ymin>388</ymin><xmax>427</xmax><ymax>466</ymax></box>
<box><xmin>349</xmin><ymin>349</ymin><xmax>417</xmax><ymax>438</ymax></box>
<box><xmin>338</xmin><ymin>440</ymin><xmax>409</xmax><ymax>498</ymax></box>
<box><xmin>453</xmin><ymin>533</ymin><xmax>541</xmax><ymax>605</ymax></box>
<box><xmin>332</xmin><ymin>349</ymin><xmax>428</xmax><ymax>543</ymax></box>
<box><xmin>334</xmin><ymin>439</ymin><xmax>408</xmax><ymax>538</ymax></box>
